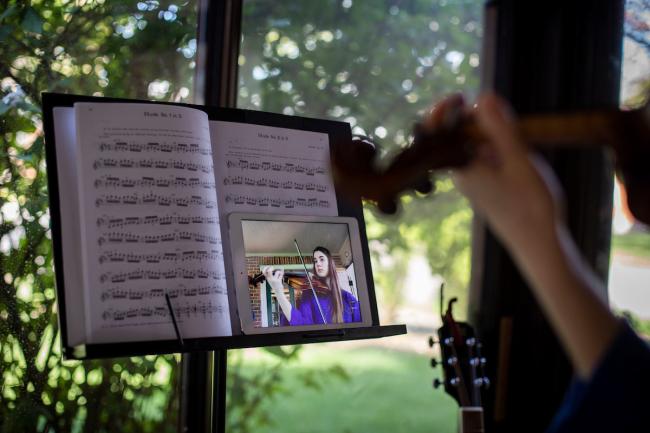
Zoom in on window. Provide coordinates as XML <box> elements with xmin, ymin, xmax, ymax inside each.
<box><xmin>0</xmin><ymin>2</ymin><xmax>198</xmax><ymax>431</ymax></box>
<box><xmin>228</xmin><ymin>1</ymin><xmax>482</xmax><ymax>431</ymax></box>
<box><xmin>609</xmin><ymin>0</ymin><xmax>650</xmax><ymax>335</ymax></box>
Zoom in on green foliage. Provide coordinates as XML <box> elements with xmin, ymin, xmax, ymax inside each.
<box><xmin>241</xmin><ymin>345</ymin><xmax>458</xmax><ymax>433</ymax></box>
<box><xmin>238</xmin><ymin>0</ymin><xmax>481</xmax><ymax>318</ymax></box>
<box><xmin>227</xmin><ymin>345</ymin><xmax>352</xmax><ymax>433</ymax></box>
<box><xmin>612</xmin><ymin>230</ymin><xmax>650</xmax><ymax>259</ymax></box>
<box><xmin>1</xmin><ymin>1</ymin><xmax>197</xmax><ymax>432</ymax></box>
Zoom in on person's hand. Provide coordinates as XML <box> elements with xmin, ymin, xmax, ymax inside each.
<box><xmin>427</xmin><ymin>93</ymin><xmax>622</xmax><ymax>380</ymax></box>
<box><xmin>264</xmin><ymin>266</ymin><xmax>294</xmax><ymax>321</ymax></box>
<box><xmin>427</xmin><ymin>92</ymin><xmax>565</xmax><ymax>251</ymax></box>
<box><xmin>262</xmin><ymin>266</ymin><xmax>284</xmax><ymax>292</ymax></box>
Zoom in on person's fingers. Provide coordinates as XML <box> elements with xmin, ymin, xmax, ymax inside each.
<box><xmin>476</xmin><ymin>93</ymin><xmax>526</xmax><ymax>163</ymax></box>
<box><xmin>424</xmin><ymin>93</ymin><xmax>465</xmax><ymax>130</ymax></box>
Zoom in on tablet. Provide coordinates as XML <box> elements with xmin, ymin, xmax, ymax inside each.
<box><xmin>228</xmin><ymin>213</ymin><xmax>372</xmax><ymax>334</ymax></box>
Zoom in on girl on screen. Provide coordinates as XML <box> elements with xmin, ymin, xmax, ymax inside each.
<box><xmin>263</xmin><ymin>246</ymin><xmax>361</xmax><ymax>326</ymax></box>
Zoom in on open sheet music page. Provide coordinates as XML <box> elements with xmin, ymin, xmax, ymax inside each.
<box><xmin>210</xmin><ymin>122</ymin><xmax>338</xmax><ymax>217</ymax></box>
<box><xmin>75</xmin><ymin>103</ymin><xmax>231</xmax><ymax>343</ymax></box>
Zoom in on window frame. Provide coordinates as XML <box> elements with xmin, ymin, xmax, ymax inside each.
<box><xmin>180</xmin><ymin>2</ymin><xmax>242</xmax><ymax>433</ymax></box>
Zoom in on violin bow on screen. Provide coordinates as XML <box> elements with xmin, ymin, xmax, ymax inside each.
<box><xmin>332</xmin><ymin>97</ymin><xmax>650</xmax><ymax>224</ymax></box>
<box><xmin>294</xmin><ymin>239</ymin><xmax>327</xmax><ymax>324</ymax></box>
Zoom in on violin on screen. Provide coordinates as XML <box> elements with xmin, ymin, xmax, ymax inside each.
<box><xmin>332</xmin><ymin>96</ymin><xmax>650</xmax><ymax>225</ymax></box>
<box><xmin>248</xmin><ymin>271</ymin><xmax>331</xmax><ymax>296</ymax></box>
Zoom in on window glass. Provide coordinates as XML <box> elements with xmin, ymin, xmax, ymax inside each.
<box><xmin>0</xmin><ymin>2</ymin><xmax>197</xmax><ymax>431</ymax></box>
<box><xmin>231</xmin><ymin>1</ymin><xmax>482</xmax><ymax>431</ymax></box>
<box><xmin>610</xmin><ymin>0</ymin><xmax>650</xmax><ymax>335</ymax></box>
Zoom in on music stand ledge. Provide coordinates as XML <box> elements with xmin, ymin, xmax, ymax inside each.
<box><xmin>66</xmin><ymin>324</ymin><xmax>407</xmax><ymax>360</ymax></box>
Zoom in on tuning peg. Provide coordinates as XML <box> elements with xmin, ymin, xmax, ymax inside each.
<box><xmin>473</xmin><ymin>378</ymin><xmax>484</xmax><ymax>387</ymax></box>
<box><xmin>449</xmin><ymin>377</ymin><xmax>460</xmax><ymax>387</ymax></box>
<box><xmin>482</xmin><ymin>377</ymin><xmax>490</xmax><ymax>389</ymax></box>
<box><xmin>433</xmin><ymin>378</ymin><xmax>443</xmax><ymax>389</ymax></box>
<box><xmin>428</xmin><ymin>336</ymin><xmax>438</xmax><ymax>347</ymax></box>
<box><xmin>480</xmin><ymin>357</ymin><xmax>487</xmax><ymax>366</ymax></box>
<box><xmin>430</xmin><ymin>358</ymin><xmax>439</xmax><ymax>368</ymax></box>
<box><xmin>470</xmin><ymin>357</ymin><xmax>479</xmax><ymax>367</ymax></box>
<box><xmin>466</xmin><ymin>337</ymin><xmax>476</xmax><ymax>346</ymax></box>
<box><xmin>443</xmin><ymin>337</ymin><xmax>454</xmax><ymax>346</ymax></box>
<box><xmin>446</xmin><ymin>356</ymin><xmax>458</xmax><ymax>366</ymax></box>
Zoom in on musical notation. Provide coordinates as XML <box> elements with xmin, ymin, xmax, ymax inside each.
<box><xmin>93</xmin><ymin>158</ymin><xmax>213</xmax><ymax>173</ymax></box>
<box><xmin>224</xmin><ymin>194</ymin><xmax>331</xmax><ymax>209</ymax></box>
<box><xmin>99</xmin><ymin>249</ymin><xmax>222</xmax><ymax>264</ymax></box>
<box><xmin>98</xmin><ymin>231</ymin><xmax>220</xmax><ymax>246</ymax></box>
<box><xmin>225</xmin><ymin>159</ymin><xmax>326</xmax><ymax>175</ymax></box>
<box><xmin>100</xmin><ymin>284</ymin><xmax>225</xmax><ymax>301</ymax></box>
<box><xmin>223</xmin><ymin>175</ymin><xmax>328</xmax><ymax>192</ymax></box>
<box><xmin>99</xmin><ymin>268</ymin><xmax>226</xmax><ymax>284</ymax></box>
<box><xmin>94</xmin><ymin>175</ymin><xmax>216</xmax><ymax>189</ymax></box>
<box><xmin>77</xmin><ymin>102</ymin><xmax>232</xmax><ymax>337</ymax></box>
<box><xmin>95</xmin><ymin>193</ymin><xmax>217</xmax><ymax>208</ymax></box>
<box><xmin>101</xmin><ymin>301</ymin><xmax>224</xmax><ymax>321</ymax></box>
<box><xmin>99</xmin><ymin>141</ymin><xmax>211</xmax><ymax>156</ymax></box>
<box><xmin>96</xmin><ymin>214</ymin><xmax>218</xmax><ymax>229</ymax></box>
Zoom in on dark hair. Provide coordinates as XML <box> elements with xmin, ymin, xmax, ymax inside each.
<box><xmin>313</xmin><ymin>246</ymin><xmax>344</xmax><ymax>323</ymax></box>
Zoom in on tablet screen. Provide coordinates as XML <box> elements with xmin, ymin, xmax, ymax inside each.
<box><xmin>242</xmin><ymin>219</ymin><xmax>362</xmax><ymax>329</ymax></box>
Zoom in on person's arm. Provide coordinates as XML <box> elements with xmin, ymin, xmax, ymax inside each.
<box><xmin>428</xmin><ymin>93</ymin><xmax>621</xmax><ymax>379</ymax></box>
<box><xmin>263</xmin><ymin>266</ymin><xmax>293</xmax><ymax>322</ymax></box>
<box><xmin>263</xmin><ymin>266</ymin><xmax>316</xmax><ymax>325</ymax></box>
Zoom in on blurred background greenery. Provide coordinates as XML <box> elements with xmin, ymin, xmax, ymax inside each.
<box><xmin>1</xmin><ymin>1</ymin><xmax>649</xmax><ymax>432</ymax></box>
<box><xmin>1</xmin><ymin>2</ymin><xmax>196</xmax><ymax>432</ymax></box>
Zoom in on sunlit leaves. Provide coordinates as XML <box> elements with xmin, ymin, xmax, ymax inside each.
<box><xmin>1</xmin><ymin>1</ymin><xmax>198</xmax><ymax>431</ymax></box>
<box><xmin>21</xmin><ymin>7</ymin><xmax>44</xmax><ymax>35</ymax></box>
<box><xmin>239</xmin><ymin>0</ymin><xmax>482</xmax><ymax>320</ymax></box>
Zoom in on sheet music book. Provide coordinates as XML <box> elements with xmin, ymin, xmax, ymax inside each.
<box><xmin>45</xmin><ymin>94</ymin><xmax>351</xmax><ymax>349</ymax></box>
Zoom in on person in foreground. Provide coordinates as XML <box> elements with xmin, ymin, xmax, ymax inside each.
<box><xmin>426</xmin><ymin>92</ymin><xmax>649</xmax><ymax>432</ymax></box>
<box><xmin>263</xmin><ymin>246</ymin><xmax>360</xmax><ymax>326</ymax></box>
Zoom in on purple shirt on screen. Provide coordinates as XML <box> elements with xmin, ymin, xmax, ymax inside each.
<box><xmin>280</xmin><ymin>289</ymin><xmax>361</xmax><ymax>326</ymax></box>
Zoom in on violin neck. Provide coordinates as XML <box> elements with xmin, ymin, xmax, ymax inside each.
<box><xmin>463</xmin><ymin>107</ymin><xmax>633</xmax><ymax>150</ymax></box>
<box><xmin>519</xmin><ymin>111</ymin><xmax>617</xmax><ymax>147</ymax></box>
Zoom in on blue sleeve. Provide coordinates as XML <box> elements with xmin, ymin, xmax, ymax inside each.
<box><xmin>546</xmin><ymin>322</ymin><xmax>650</xmax><ymax>433</ymax></box>
<box><xmin>343</xmin><ymin>290</ymin><xmax>361</xmax><ymax>323</ymax></box>
<box><xmin>353</xmin><ymin>300</ymin><xmax>361</xmax><ymax>322</ymax></box>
